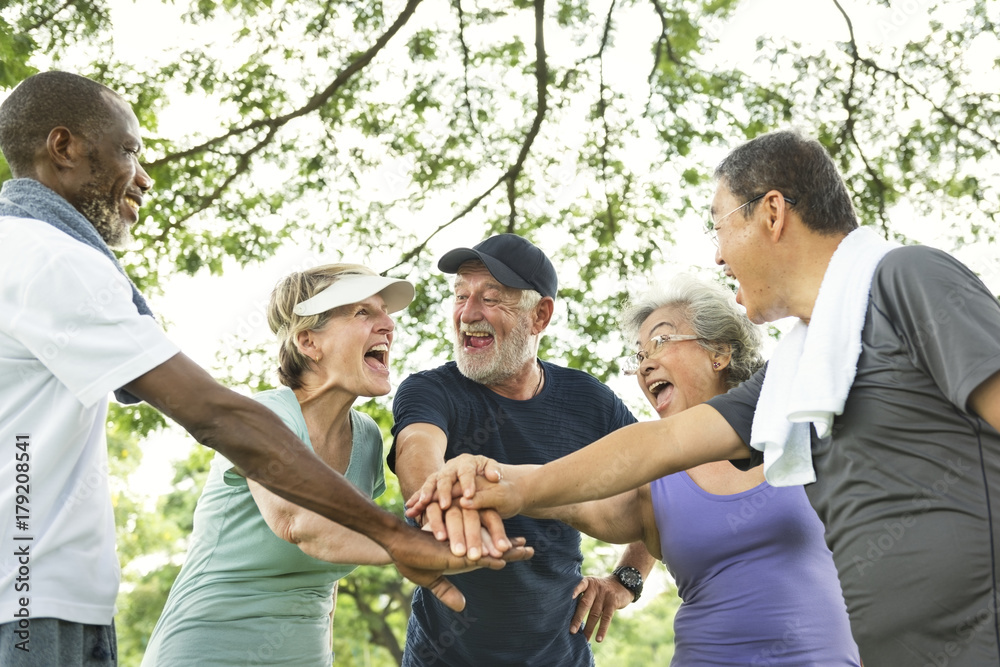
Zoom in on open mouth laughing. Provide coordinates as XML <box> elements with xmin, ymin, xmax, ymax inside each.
<box><xmin>647</xmin><ymin>379</ymin><xmax>675</xmax><ymax>413</ymax></box>
<box><xmin>124</xmin><ymin>193</ymin><xmax>142</xmax><ymax>214</ymax></box>
<box><xmin>461</xmin><ymin>329</ymin><xmax>495</xmax><ymax>350</ymax></box>
<box><xmin>364</xmin><ymin>343</ymin><xmax>389</xmax><ymax>371</ymax></box>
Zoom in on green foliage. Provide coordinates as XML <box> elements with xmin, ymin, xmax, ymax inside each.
<box><xmin>5</xmin><ymin>0</ymin><xmax>998</xmax><ymax>662</ymax></box>
<box><xmin>591</xmin><ymin>583</ymin><xmax>682</xmax><ymax>664</ymax></box>
<box><xmin>113</xmin><ymin>437</ymin><xmax>215</xmax><ymax>666</ymax></box>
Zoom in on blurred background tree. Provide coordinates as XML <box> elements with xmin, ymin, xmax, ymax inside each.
<box><xmin>2</xmin><ymin>0</ymin><xmax>997</xmax><ymax>663</ymax></box>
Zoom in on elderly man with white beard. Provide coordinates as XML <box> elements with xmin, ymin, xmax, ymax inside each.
<box><xmin>389</xmin><ymin>234</ymin><xmax>650</xmax><ymax>666</ymax></box>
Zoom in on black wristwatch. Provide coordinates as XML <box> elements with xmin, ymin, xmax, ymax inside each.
<box><xmin>612</xmin><ymin>565</ymin><xmax>643</xmax><ymax>603</ymax></box>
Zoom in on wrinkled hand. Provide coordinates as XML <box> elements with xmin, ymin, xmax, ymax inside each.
<box><xmin>453</xmin><ymin>473</ymin><xmax>524</xmax><ymax>519</ymax></box>
<box><xmin>387</xmin><ymin>523</ymin><xmax>533</xmax><ymax>612</ymax></box>
<box><xmin>419</xmin><ymin>505</ymin><xmax>511</xmax><ymax>560</ymax></box>
<box><xmin>569</xmin><ymin>575</ymin><xmax>633</xmax><ymax>642</ymax></box>
<box><xmin>405</xmin><ymin>454</ymin><xmax>503</xmax><ymax>517</ymax></box>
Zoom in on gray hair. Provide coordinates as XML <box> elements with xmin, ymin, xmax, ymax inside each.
<box><xmin>622</xmin><ymin>274</ymin><xmax>764</xmax><ymax>387</ymax></box>
<box><xmin>714</xmin><ymin>128</ymin><xmax>858</xmax><ymax>236</ymax></box>
<box><xmin>518</xmin><ymin>287</ymin><xmax>542</xmax><ymax>311</ymax></box>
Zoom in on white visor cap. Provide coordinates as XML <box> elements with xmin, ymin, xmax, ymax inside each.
<box><xmin>292</xmin><ymin>274</ymin><xmax>416</xmax><ymax>317</ymax></box>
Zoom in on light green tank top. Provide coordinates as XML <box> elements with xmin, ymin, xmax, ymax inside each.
<box><xmin>141</xmin><ymin>388</ymin><xmax>386</xmax><ymax>666</ymax></box>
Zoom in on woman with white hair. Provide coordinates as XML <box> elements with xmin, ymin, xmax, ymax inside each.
<box><xmin>424</xmin><ymin>274</ymin><xmax>861</xmax><ymax>665</ymax></box>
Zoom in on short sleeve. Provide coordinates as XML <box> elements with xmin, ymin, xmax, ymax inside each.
<box><xmin>0</xmin><ymin>221</ymin><xmax>179</xmax><ymax>407</ymax></box>
<box><xmin>222</xmin><ymin>389</ymin><xmax>310</xmax><ymax>487</ymax></box>
<box><xmin>706</xmin><ymin>366</ymin><xmax>766</xmax><ymax>470</ymax></box>
<box><xmin>348</xmin><ymin>410</ymin><xmax>387</xmax><ymax>499</ymax></box>
<box><xmin>387</xmin><ymin>371</ymin><xmax>455</xmax><ymax>471</ymax></box>
<box><xmin>872</xmin><ymin>246</ymin><xmax>1000</xmax><ymax>412</ymax></box>
<box><xmin>610</xmin><ymin>394</ymin><xmax>638</xmax><ymax>430</ymax></box>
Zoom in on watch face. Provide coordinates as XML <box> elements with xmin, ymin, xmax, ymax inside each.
<box><xmin>619</xmin><ymin>570</ymin><xmax>640</xmax><ymax>588</ymax></box>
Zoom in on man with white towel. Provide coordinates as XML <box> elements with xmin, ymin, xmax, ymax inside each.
<box><xmin>410</xmin><ymin>129</ymin><xmax>1000</xmax><ymax>666</ymax></box>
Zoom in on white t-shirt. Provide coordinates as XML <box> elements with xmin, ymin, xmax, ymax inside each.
<box><xmin>0</xmin><ymin>216</ymin><xmax>179</xmax><ymax>625</ymax></box>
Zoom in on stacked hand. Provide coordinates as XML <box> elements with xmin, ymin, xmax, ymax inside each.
<box><xmin>386</xmin><ymin>520</ymin><xmax>532</xmax><ymax>612</ymax></box>
<box><xmin>405</xmin><ymin>454</ymin><xmax>523</xmax><ymax>519</ymax></box>
<box><xmin>405</xmin><ymin>454</ymin><xmax>635</xmax><ymax>643</ymax></box>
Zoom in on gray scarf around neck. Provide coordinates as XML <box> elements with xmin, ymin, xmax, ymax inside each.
<box><xmin>0</xmin><ymin>178</ymin><xmax>151</xmax><ymax>404</ymax></box>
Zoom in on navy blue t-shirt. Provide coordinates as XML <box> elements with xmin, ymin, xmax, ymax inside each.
<box><xmin>389</xmin><ymin>360</ymin><xmax>636</xmax><ymax>666</ymax></box>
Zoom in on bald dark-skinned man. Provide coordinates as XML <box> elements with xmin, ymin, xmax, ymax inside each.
<box><xmin>0</xmin><ymin>71</ymin><xmax>528</xmax><ymax>667</ymax></box>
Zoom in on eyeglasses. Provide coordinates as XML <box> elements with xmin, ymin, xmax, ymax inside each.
<box><xmin>622</xmin><ymin>334</ymin><xmax>705</xmax><ymax>375</ymax></box>
<box><xmin>705</xmin><ymin>193</ymin><xmax>797</xmax><ymax>247</ymax></box>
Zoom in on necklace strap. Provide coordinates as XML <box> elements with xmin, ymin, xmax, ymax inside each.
<box><xmin>531</xmin><ymin>360</ymin><xmax>544</xmax><ymax>397</ymax></box>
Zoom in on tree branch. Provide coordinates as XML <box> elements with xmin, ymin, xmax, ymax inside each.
<box><xmin>505</xmin><ymin>0</ymin><xmax>548</xmax><ymax>230</ymax></box>
<box><xmin>452</xmin><ymin>0</ymin><xmax>478</xmax><ymax>132</ymax></box>
<box><xmin>147</xmin><ymin>0</ymin><xmax>426</xmax><ymax>169</ymax></box>
<box><xmin>23</xmin><ymin>0</ymin><xmax>74</xmax><ymax>32</ymax></box>
<box><xmin>859</xmin><ymin>56</ymin><xmax>1000</xmax><ymax>153</ymax></box>
<box><xmin>338</xmin><ymin>581</ymin><xmax>403</xmax><ymax>664</ymax></box>
<box><xmin>831</xmin><ymin>0</ymin><xmax>890</xmax><ymax>237</ymax></box>
<box><xmin>647</xmin><ymin>0</ymin><xmax>679</xmax><ymax>89</ymax></box>
<box><xmin>154</xmin><ymin>125</ymin><xmax>280</xmax><ymax>242</ymax></box>
<box><xmin>597</xmin><ymin>0</ymin><xmax>618</xmax><ymax>232</ymax></box>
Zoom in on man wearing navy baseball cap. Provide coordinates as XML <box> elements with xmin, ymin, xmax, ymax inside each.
<box><xmin>436</xmin><ymin>233</ymin><xmax>559</xmax><ymax>299</ymax></box>
<box><xmin>389</xmin><ymin>233</ymin><xmax>655</xmax><ymax>666</ymax></box>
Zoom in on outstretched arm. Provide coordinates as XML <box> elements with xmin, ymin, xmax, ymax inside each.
<box><xmin>459</xmin><ymin>404</ymin><xmax>746</xmax><ymax>516</ymax></box>
<box><xmin>437</xmin><ymin>461</ymin><xmax>662</xmax><ymax>644</ymax></box>
<box><xmin>249</xmin><ymin>478</ymin><xmax>523</xmax><ymax>569</ymax></box>
<box><xmin>249</xmin><ymin>478</ymin><xmax>393</xmax><ymax>565</ymax></box>
<box><xmin>125</xmin><ymin>353</ymin><xmax>532</xmax><ymax>611</ymax></box>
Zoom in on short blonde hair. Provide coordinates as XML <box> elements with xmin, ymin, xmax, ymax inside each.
<box><xmin>267</xmin><ymin>263</ymin><xmax>376</xmax><ymax>389</ymax></box>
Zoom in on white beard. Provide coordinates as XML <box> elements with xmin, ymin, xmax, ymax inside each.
<box><xmin>454</xmin><ymin>313</ymin><xmax>536</xmax><ymax>386</ymax></box>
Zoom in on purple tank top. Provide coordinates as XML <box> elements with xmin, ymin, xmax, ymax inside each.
<box><xmin>652</xmin><ymin>471</ymin><xmax>860</xmax><ymax>666</ymax></box>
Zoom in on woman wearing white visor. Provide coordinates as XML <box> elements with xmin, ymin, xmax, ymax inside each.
<box><xmin>143</xmin><ymin>264</ymin><xmax>427</xmax><ymax>665</ymax></box>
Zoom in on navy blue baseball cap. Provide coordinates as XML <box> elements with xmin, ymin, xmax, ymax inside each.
<box><xmin>438</xmin><ymin>233</ymin><xmax>558</xmax><ymax>299</ymax></box>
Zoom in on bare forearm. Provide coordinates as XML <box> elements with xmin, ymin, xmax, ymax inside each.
<box><xmin>395</xmin><ymin>426</ymin><xmax>449</xmax><ymax>499</ymax></box>
<box><xmin>294</xmin><ymin>517</ymin><xmax>393</xmax><ymax>566</ymax></box>
<box><xmin>529</xmin><ymin>495</ymin><xmax>641</xmax><ymax>545</ymax></box>
<box><xmin>496</xmin><ymin>463</ymin><xmax>644</xmax><ymax>545</ymax></box>
<box><xmin>616</xmin><ymin>541</ymin><xmax>658</xmax><ymax>579</ymax></box>
<box><xmin>127</xmin><ymin>354</ymin><xmax>401</xmax><ymax>546</ymax></box>
<box><xmin>519</xmin><ymin>405</ymin><xmax>745</xmax><ymax>511</ymax></box>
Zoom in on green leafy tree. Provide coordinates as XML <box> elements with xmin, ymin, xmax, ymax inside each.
<box><xmin>3</xmin><ymin>0</ymin><xmax>998</xmax><ymax>663</ymax></box>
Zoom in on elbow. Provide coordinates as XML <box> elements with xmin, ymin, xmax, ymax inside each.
<box><xmin>274</xmin><ymin>509</ymin><xmax>309</xmax><ymax>549</ymax></box>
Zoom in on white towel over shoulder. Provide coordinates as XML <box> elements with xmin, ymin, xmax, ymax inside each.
<box><xmin>750</xmin><ymin>227</ymin><xmax>898</xmax><ymax>486</ymax></box>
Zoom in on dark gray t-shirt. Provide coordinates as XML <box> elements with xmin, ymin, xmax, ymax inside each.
<box><xmin>708</xmin><ymin>245</ymin><xmax>1000</xmax><ymax>666</ymax></box>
